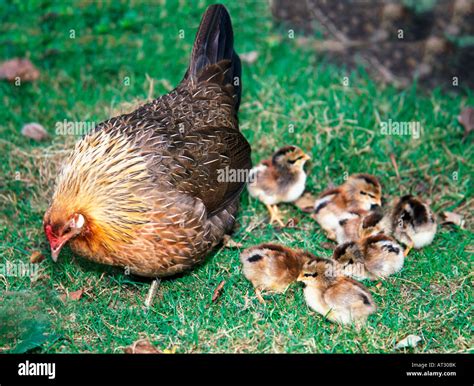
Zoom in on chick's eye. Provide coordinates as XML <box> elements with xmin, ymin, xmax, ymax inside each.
<box><xmin>304</xmin><ymin>272</ymin><xmax>318</xmax><ymax>277</ymax></box>
<box><xmin>287</xmin><ymin>159</ymin><xmax>297</xmax><ymax>164</ymax></box>
<box><xmin>360</xmin><ymin>191</ymin><xmax>376</xmax><ymax>199</ymax></box>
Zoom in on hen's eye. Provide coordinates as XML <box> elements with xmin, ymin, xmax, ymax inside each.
<box><xmin>64</xmin><ymin>226</ymin><xmax>71</xmax><ymax>234</ymax></box>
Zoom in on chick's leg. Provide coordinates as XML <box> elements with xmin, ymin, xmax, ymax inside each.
<box><xmin>265</xmin><ymin>204</ymin><xmax>285</xmax><ymax>227</ymax></box>
<box><xmin>272</xmin><ymin>205</ymin><xmax>286</xmax><ymax>227</ymax></box>
<box><xmin>404</xmin><ymin>239</ymin><xmax>414</xmax><ymax>257</ymax></box>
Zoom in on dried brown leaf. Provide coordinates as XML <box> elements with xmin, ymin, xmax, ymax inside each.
<box><xmin>0</xmin><ymin>58</ymin><xmax>40</xmax><ymax>82</ymax></box>
<box><xmin>29</xmin><ymin>251</ymin><xmax>45</xmax><ymax>264</ymax></box>
<box><xmin>68</xmin><ymin>289</ymin><xmax>83</xmax><ymax>301</ymax></box>
<box><xmin>21</xmin><ymin>123</ymin><xmax>48</xmax><ymax>141</ymax></box>
<box><xmin>124</xmin><ymin>339</ymin><xmax>161</xmax><ymax>354</ymax></box>
<box><xmin>458</xmin><ymin>107</ymin><xmax>474</xmax><ymax>137</ymax></box>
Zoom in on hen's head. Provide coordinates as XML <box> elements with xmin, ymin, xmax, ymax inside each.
<box><xmin>43</xmin><ymin>210</ymin><xmax>87</xmax><ymax>262</ymax></box>
<box><xmin>43</xmin><ymin>130</ymin><xmax>153</xmax><ymax>262</ymax></box>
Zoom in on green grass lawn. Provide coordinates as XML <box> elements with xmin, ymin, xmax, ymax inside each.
<box><xmin>0</xmin><ymin>0</ymin><xmax>472</xmax><ymax>353</ymax></box>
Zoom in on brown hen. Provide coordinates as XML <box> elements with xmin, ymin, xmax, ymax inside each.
<box><xmin>43</xmin><ymin>5</ymin><xmax>251</xmax><ymax>282</ymax></box>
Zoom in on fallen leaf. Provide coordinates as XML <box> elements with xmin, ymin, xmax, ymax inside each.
<box><xmin>0</xmin><ymin>58</ymin><xmax>40</xmax><ymax>82</ymax></box>
<box><xmin>29</xmin><ymin>251</ymin><xmax>45</xmax><ymax>264</ymax></box>
<box><xmin>124</xmin><ymin>339</ymin><xmax>161</xmax><ymax>354</ymax></box>
<box><xmin>162</xmin><ymin>346</ymin><xmax>177</xmax><ymax>354</ymax></box>
<box><xmin>211</xmin><ymin>280</ymin><xmax>226</xmax><ymax>303</ymax></box>
<box><xmin>240</xmin><ymin>50</ymin><xmax>259</xmax><ymax>64</ymax></box>
<box><xmin>21</xmin><ymin>123</ymin><xmax>48</xmax><ymax>141</ymax></box>
<box><xmin>294</xmin><ymin>192</ymin><xmax>317</xmax><ymax>212</ymax></box>
<box><xmin>320</xmin><ymin>242</ymin><xmax>336</xmax><ymax>250</ymax></box>
<box><xmin>395</xmin><ymin>334</ymin><xmax>422</xmax><ymax>349</ymax></box>
<box><xmin>441</xmin><ymin>211</ymin><xmax>465</xmax><ymax>228</ymax></box>
<box><xmin>222</xmin><ymin>234</ymin><xmax>243</xmax><ymax>248</ymax></box>
<box><xmin>68</xmin><ymin>289</ymin><xmax>83</xmax><ymax>301</ymax></box>
<box><xmin>458</xmin><ymin>107</ymin><xmax>474</xmax><ymax>137</ymax></box>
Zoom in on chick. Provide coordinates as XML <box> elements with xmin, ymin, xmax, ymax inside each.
<box><xmin>386</xmin><ymin>195</ymin><xmax>437</xmax><ymax>256</ymax></box>
<box><xmin>331</xmin><ymin>241</ymin><xmax>367</xmax><ymax>280</ymax></box>
<box><xmin>240</xmin><ymin>243</ymin><xmax>315</xmax><ymax>303</ymax></box>
<box><xmin>336</xmin><ymin>206</ymin><xmax>388</xmax><ymax>244</ymax></box>
<box><xmin>312</xmin><ymin>174</ymin><xmax>382</xmax><ymax>240</ymax></box>
<box><xmin>333</xmin><ymin>234</ymin><xmax>404</xmax><ymax>280</ymax></box>
<box><xmin>247</xmin><ymin>146</ymin><xmax>310</xmax><ymax>226</ymax></box>
<box><xmin>359</xmin><ymin>207</ymin><xmax>387</xmax><ymax>238</ymax></box>
<box><xmin>336</xmin><ymin>209</ymin><xmax>368</xmax><ymax>244</ymax></box>
<box><xmin>297</xmin><ymin>258</ymin><xmax>376</xmax><ymax>326</ymax></box>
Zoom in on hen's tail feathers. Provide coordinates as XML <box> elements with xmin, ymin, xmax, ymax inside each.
<box><xmin>185</xmin><ymin>4</ymin><xmax>241</xmax><ymax>112</ymax></box>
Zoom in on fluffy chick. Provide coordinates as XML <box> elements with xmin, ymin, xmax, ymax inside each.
<box><xmin>312</xmin><ymin>174</ymin><xmax>382</xmax><ymax>240</ymax></box>
<box><xmin>336</xmin><ymin>206</ymin><xmax>388</xmax><ymax>244</ymax></box>
<box><xmin>333</xmin><ymin>234</ymin><xmax>404</xmax><ymax>280</ymax></box>
<box><xmin>386</xmin><ymin>195</ymin><xmax>437</xmax><ymax>256</ymax></box>
<box><xmin>240</xmin><ymin>243</ymin><xmax>315</xmax><ymax>303</ymax></box>
<box><xmin>297</xmin><ymin>258</ymin><xmax>376</xmax><ymax>326</ymax></box>
<box><xmin>248</xmin><ymin>146</ymin><xmax>310</xmax><ymax>226</ymax></box>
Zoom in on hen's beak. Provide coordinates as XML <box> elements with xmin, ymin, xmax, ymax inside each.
<box><xmin>44</xmin><ymin>224</ymin><xmax>70</xmax><ymax>262</ymax></box>
<box><xmin>50</xmin><ymin>240</ymin><xmax>67</xmax><ymax>262</ymax></box>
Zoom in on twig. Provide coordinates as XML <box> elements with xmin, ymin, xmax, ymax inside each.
<box><xmin>390</xmin><ymin>153</ymin><xmax>401</xmax><ymax>181</ymax></box>
<box><xmin>144</xmin><ymin>278</ymin><xmax>161</xmax><ymax>310</ymax></box>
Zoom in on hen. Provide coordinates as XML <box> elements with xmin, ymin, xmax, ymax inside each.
<box><xmin>43</xmin><ymin>5</ymin><xmax>251</xmax><ymax>285</ymax></box>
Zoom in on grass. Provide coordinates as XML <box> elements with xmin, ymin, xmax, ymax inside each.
<box><xmin>0</xmin><ymin>0</ymin><xmax>472</xmax><ymax>353</ymax></box>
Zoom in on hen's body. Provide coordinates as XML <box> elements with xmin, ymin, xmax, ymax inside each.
<box><xmin>45</xmin><ymin>5</ymin><xmax>251</xmax><ymax>277</ymax></box>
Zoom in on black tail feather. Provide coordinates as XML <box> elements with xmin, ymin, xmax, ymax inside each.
<box><xmin>186</xmin><ymin>4</ymin><xmax>241</xmax><ymax>111</ymax></box>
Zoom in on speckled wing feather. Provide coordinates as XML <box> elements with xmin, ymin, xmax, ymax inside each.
<box><xmin>95</xmin><ymin>59</ymin><xmax>250</xmax><ymax>217</ymax></box>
